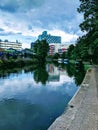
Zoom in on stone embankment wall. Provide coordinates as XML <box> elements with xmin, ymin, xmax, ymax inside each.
<box><xmin>48</xmin><ymin>67</ymin><xmax>98</xmax><ymax>130</ymax></box>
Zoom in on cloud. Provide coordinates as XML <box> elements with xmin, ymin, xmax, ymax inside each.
<box><xmin>0</xmin><ymin>0</ymin><xmax>46</xmax><ymax>13</ymax></box>
<box><xmin>0</xmin><ymin>31</ymin><xmax>14</xmax><ymax>36</ymax></box>
<box><xmin>0</xmin><ymin>0</ymin><xmax>19</xmax><ymax>13</ymax></box>
<box><xmin>47</xmin><ymin>29</ymin><xmax>78</xmax><ymax>43</ymax></box>
<box><xmin>0</xmin><ymin>71</ymin><xmax>77</xmax><ymax>100</ymax></box>
<box><xmin>0</xmin><ymin>0</ymin><xmax>83</xmax><ymax>48</ymax></box>
<box><xmin>0</xmin><ymin>28</ymin><xmax>4</xmax><ymax>31</ymax></box>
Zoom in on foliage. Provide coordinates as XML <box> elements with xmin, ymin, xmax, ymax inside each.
<box><xmin>34</xmin><ymin>64</ymin><xmax>49</xmax><ymax>85</ymax></box>
<box><xmin>33</xmin><ymin>39</ymin><xmax>49</xmax><ymax>62</ymax></box>
<box><xmin>52</xmin><ymin>53</ymin><xmax>60</xmax><ymax>59</ymax></box>
<box><xmin>60</xmin><ymin>52</ymin><xmax>67</xmax><ymax>59</ymax></box>
<box><xmin>67</xmin><ymin>0</ymin><xmax>98</xmax><ymax>63</ymax></box>
<box><xmin>66</xmin><ymin>62</ymin><xmax>86</xmax><ymax>85</ymax></box>
<box><xmin>67</xmin><ymin>44</ymin><xmax>75</xmax><ymax>59</ymax></box>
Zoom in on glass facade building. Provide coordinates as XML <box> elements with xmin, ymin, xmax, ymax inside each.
<box><xmin>38</xmin><ymin>31</ymin><xmax>61</xmax><ymax>44</ymax></box>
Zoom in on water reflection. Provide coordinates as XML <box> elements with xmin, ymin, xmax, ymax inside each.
<box><xmin>0</xmin><ymin>62</ymin><xmax>86</xmax><ymax>86</ymax></box>
<box><xmin>47</xmin><ymin>64</ymin><xmax>60</xmax><ymax>82</ymax></box>
<box><xmin>66</xmin><ymin>62</ymin><xmax>86</xmax><ymax>85</ymax></box>
<box><xmin>34</xmin><ymin>64</ymin><xmax>49</xmax><ymax>85</ymax></box>
<box><xmin>0</xmin><ymin>63</ymin><xmax>85</xmax><ymax>130</ymax></box>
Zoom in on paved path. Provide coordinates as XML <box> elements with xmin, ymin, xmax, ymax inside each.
<box><xmin>48</xmin><ymin>66</ymin><xmax>98</xmax><ymax>130</ymax></box>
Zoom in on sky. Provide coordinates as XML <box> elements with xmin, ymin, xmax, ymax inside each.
<box><xmin>0</xmin><ymin>0</ymin><xmax>83</xmax><ymax>48</ymax></box>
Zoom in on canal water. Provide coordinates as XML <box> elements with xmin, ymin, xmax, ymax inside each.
<box><xmin>0</xmin><ymin>63</ymin><xmax>85</xmax><ymax>130</ymax></box>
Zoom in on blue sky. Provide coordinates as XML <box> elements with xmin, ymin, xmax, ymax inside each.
<box><xmin>0</xmin><ymin>0</ymin><xmax>83</xmax><ymax>48</ymax></box>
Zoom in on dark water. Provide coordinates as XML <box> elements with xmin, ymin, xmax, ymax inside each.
<box><xmin>0</xmin><ymin>63</ymin><xmax>85</xmax><ymax>130</ymax></box>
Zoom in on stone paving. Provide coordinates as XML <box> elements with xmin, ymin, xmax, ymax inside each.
<box><xmin>48</xmin><ymin>66</ymin><xmax>98</xmax><ymax>130</ymax></box>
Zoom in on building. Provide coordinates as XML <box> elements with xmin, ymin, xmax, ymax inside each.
<box><xmin>31</xmin><ymin>42</ymin><xmax>36</xmax><ymax>49</ymax></box>
<box><xmin>22</xmin><ymin>48</ymin><xmax>34</xmax><ymax>55</ymax></box>
<box><xmin>0</xmin><ymin>41</ymin><xmax>22</xmax><ymax>51</ymax></box>
<box><xmin>49</xmin><ymin>43</ymin><xmax>69</xmax><ymax>55</ymax></box>
<box><xmin>31</xmin><ymin>31</ymin><xmax>69</xmax><ymax>55</ymax></box>
<box><xmin>38</xmin><ymin>31</ymin><xmax>61</xmax><ymax>44</ymax></box>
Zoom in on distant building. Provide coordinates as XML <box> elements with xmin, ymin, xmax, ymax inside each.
<box><xmin>49</xmin><ymin>43</ymin><xmax>69</xmax><ymax>55</ymax></box>
<box><xmin>31</xmin><ymin>42</ymin><xmax>36</xmax><ymax>49</ymax></box>
<box><xmin>31</xmin><ymin>31</ymin><xmax>69</xmax><ymax>55</ymax></box>
<box><xmin>38</xmin><ymin>31</ymin><xmax>61</xmax><ymax>44</ymax></box>
<box><xmin>22</xmin><ymin>48</ymin><xmax>34</xmax><ymax>55</ymax></box>
<box><xmin>0</xmin><ymin>41</ymin><xmax>22</xmax><ymax>51</ymax></box>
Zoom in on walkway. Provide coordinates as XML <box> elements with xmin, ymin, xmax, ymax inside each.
<box><xmin>48</xmin><ymin>66</ymin><xmax>98</xmax><ymax>130</ymax></box>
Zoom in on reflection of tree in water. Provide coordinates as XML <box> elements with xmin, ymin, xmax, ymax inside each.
<box><xmin>66</xmin><ymin>62</ymin><xmax>86</xmax><ymax>86</ymax></box>
<box><xmin>0</xmin><ymin>65</ymin><xmax>37</xmax><ymax>78</ymax></box>
<box><xmin>34</xmin><ymin>64</ymin><xmax>49</xmax><ymax>85</ymax></box>
<box><xmin>66</xmin><ymin>63</ymin><xmax>75</xmax><ymax>77</ymax></box>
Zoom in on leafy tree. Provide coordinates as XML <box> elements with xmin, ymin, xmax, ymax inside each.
<box><xmin>52</xmin><ymin>53</ymin><xmax>60</xmax><ymax>59</ymax></box>
<box><xmin>77</xmin><ymin>0</ymin><xmax>96</xmax><ymax>32</ymax></box>
<box><xmin>33</xmin><ymin>40</ymin><xmax>49</xmax><ymax>62</ymax></box>
<box><xmin>61</xmin><ymin>52</ymin><xmax>67</xmax><ymax>59</ymax></box>
<box><xmin>67</xmin><ymin>44</ymin><xmax>75</xmax><ymax>59</ymax></box>
<box><xmin>69</xmin><ymin>0</ymin><xmax>98</xmax><ymax>63</ymax></box>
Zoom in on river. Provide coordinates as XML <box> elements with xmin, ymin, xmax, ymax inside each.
<box><xmin>0</xmin><ymin>63</ymin><xmax>85</xmax><ymax>130</ymax></box>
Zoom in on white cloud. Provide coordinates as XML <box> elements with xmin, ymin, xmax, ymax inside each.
<box><xmin>0</xmin><ymin>0</ymin><xmax>83</xmax><ymax>48</ymax></box>
<box><xmin>48</xmin><ymin>29</ymin><xmax>78</xmax><ymax>43</ymax></box>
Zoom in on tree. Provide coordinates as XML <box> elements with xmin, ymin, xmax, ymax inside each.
<box><xmin>75</xmin><ymin>0</ymin><xmax>98</xmax><ymax>63</ymax></box>
<box><xmin>52</xmin><ymin>53</ymin><xmax>60</xmax><ymax>59</ymax></box>
<box><xmin>67</xmin><ymin>44</ymin><xmax>75</xmax><ymax>59</ymax></box>
<box><xmin>77</xmin><ymin>0</ymin><xmax>96</xmax><ymax>32</ymax></box>
<box><xmin>33</xmin><ymin>40</ymin><xmax>49</xmax><ymax>62</ymax></box>
<box><xmin>61</xmin><ymin>52</ymin><xmax>67</xmax><ymax>59</ymax></box>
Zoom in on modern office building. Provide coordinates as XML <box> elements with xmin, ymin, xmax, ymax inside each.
<box><xmin>0</xmin><ymin>41</ymin><xmax>22</xmax><ymax>51</ymax></box>
<box><xmin>31</xmin><ymin>31</ymin><xmax>69</xmax><ymax>55</ymax></box>
<box><xmin>38</xmin><ymin>31</ymin><xmax>61</xmax><ymax>44</ymax></box>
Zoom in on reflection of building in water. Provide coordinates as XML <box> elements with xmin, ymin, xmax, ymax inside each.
<box><xmin>58</xmin><ymin>66</ymin><xmax>68</xmax><ymax>75</ymax></box>
<box><xmin>47</xmin><ymin>64</ymin><xmax>60</xmax><ymax>82</ymax></box>
<box><xmin>60</xmin><ymin>70</ymin><xmax>68</xmax><ymax>76</ymax></box>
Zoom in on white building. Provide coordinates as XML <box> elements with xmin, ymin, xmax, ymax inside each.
<box><xmin>49</xmin><ymin>43</ymin><xmax>69</xmax><ymax>55</ymax></box>
<box><xmin>0</xmin><ymin>41</ymin><xmax>22</xmax><ymax>51</ymax></box>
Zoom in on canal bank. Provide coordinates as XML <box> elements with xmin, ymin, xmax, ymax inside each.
<box><xmin>48</xmin><ymin>66</ymin><xmax>98</xmax><ymax>130</ymax></box>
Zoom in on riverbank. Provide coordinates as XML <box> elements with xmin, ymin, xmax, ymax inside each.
<box><xmin>0</xmin><ymin>57</ymin><xmax>38</xmax><ymax>69</ymax></box>
<box><xmin>48</xmin><ymin>66</ymin><xmax>98</xmax><ymax>130</ymax></box>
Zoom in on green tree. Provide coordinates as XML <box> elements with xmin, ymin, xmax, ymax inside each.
<box><xmin>77</xmin><ymin>0</ymin><xmax>96</xmax><ymax>32</ymax></box>
<box><xmin>33</xmin><ymin>40</ymin><xmax>49</xmax><ymax>62</ymax></box>
<box><xmin>75</xmin><ymin>0</ymin><xmax>98</xmax><ymax>63</ymax></box>
<box><xmin>61</xmin><ymin>52</ymin><xmax>67</xmax><ymax>59</ymax></box>
<box><xmin>67</xmin><ymin>44</ymin><xmax>75</xmax><ymax>59</ymax></box>
<box><xmin>52</xmin><ymin>53</ymin><xmax>60</xmax><ymax>59</ymax></box>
